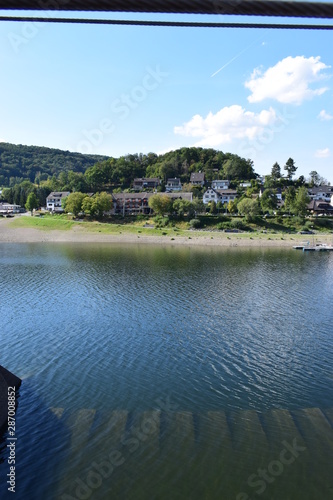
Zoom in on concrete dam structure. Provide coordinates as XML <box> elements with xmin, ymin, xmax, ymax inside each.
<box><xmin>0</xmin><ymin>365</ymin><xmax>21</xmax><ymax>431</ymax></box>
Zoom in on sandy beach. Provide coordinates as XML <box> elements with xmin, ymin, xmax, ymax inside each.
<box><xmin>1</xmin><ymin>216</ymin><xmax>332</xmax><ymax>248</ymax></box>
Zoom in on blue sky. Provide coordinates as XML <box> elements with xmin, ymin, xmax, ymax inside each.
<box><xmin>0</xmin><ymin>10</ymin><xmax>332</xmax><ymax>183</ymax></box>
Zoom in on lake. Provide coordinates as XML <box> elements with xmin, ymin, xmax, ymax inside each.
<box><xmin>0</xmin><ymin>243</ymin><xmax>333</xmax><ymax>499</ymax></box>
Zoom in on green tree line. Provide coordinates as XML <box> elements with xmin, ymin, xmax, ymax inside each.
<box><xmin>0</xmin><ymin>142</ymin><xmax>107</xmax><ymax>187</ymax></box>
<box><xmin>1</xmin><ymin>144</ymin><xmax>257</xmax><ymax>193</ymax></box>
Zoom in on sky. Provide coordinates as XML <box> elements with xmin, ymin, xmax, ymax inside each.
<box><xmin>0</xmin><ymin>8</ymin><xmax>333</xmax><ymax>183</ymax></box>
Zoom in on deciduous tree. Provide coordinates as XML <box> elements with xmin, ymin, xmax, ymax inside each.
<box><xmin>148</xmin><ymin>194</ymin><xmax>173</xmax><ymax>216</ymax></box>
<box><xmin>216</xmin><ymin>201</ymin><xmax>224</xmax><ymax>214</ymax></box>
<box><xmin>294</xmin><ymin>186</ymin><xmax>310</xmax><ymax>216</ymax></box>
<box><xmin>308</xmin><ymin>171</ymin><xmax>327</xmax><ymax>187</ymax></box>
<box><xmin>284</xmin><ymin>186</ymin><xmax>296</xmax><ymax>213</ymax></box>
<box><xmin>25</xmin><ymin>192</ymin><xmax>39</xmax><ymax>215</ymax></box>
<box><xmin>63</xmin><ymin>192</ymin><xmax>88</xmax><ymax>216</ymax></box>
<box><xmin>309</xmin><ymin>171</ymin><xmax>320</xmax><ymax>187</ymax></box>
<box><xmin>237</xmin><ymin>198</ymin><xmax>260</xmax><ymax>221</ymax></box>
<box><xmin>82</xmin><ymin>192</ymin><xmax>113</xmax><ymax>218</ymax></box>
<box><xmin>192</xmin><ymin>198</ymin><xmax>205</xmax><ymax>214</ymax></box>
<box><xmin>227</xmin><ymin>200</ymin><xmax>238</xmax><ymax>214</ymax></box>
<box><xmin>172</xmin><ymin>199</ymin><xmax>195</xmax><ymax>218</ymax></box>
<box><xmin>260</xmin><ymin>189</ymin><xmax>278</xmax><ymax>213</ymax></box>
<box><xmin>210</xmin><ymin>200</ymin><xmax>217</xmax><ymax>214</ymax></box>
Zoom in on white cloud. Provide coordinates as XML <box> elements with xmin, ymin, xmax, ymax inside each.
<box><xmin>174</xmin><ymin>105</ymin><xmax>278</xmax><ymax>148</ymax></box>
<box><xmin>318</xmin><ymin>109</ymin><xmax>333</xmax><ymax>121</ymax></box>
<box><xmin>315</xmin><ymin>148</ymin><xmax>330</xmax><ymax>158</ymax></box>
<box><xmin>245</xmin><ymin>56</ymin><xmax>330</xmax><ymax>105</ymax></box>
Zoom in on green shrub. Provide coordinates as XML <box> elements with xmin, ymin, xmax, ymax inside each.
<box><xmin>153</xmin><ymin>215</ymin><xmax>170</xmax><ymax>228</ymax></box>
<box><xmin>313</xmin><ymin>218</ymin><xmax>333</xmax><ymax>229</ymax></box>
<box><xmin>217</xmin><ymin>215</ymin><xmax>228</xmax><ymax>223</ymax></box>
<box><xmin>217</xmin><ymin>221</ymin><xmax>232</xmax><ymax>230</ymax></box>
<box><xmin>252</xmin><ymin>216</ymin><xmax>265</xmax><ymax>226</ymax></box>
<box><xmin>294</xmin><ymin>216</ymin><xmax>305</xmax><ymax>226</ymax></box>
<box><xmin>136</xmin><ymin>214</ymin><xmax>149</xmax><ymax>221</ymax></box>
<box><xmin>231</xmin><ymin>218</ymin><xmax>246</xmax><ymax>230</ymax></box>
<box><xmin>189</xmin><ymin>218</ymin><xmax>202</xmax><ymax>229</ymax></box>
<box><xmin>198</xmin><ymin>215</ymin><xmax>218</xmax><ymax>227</ymax></box>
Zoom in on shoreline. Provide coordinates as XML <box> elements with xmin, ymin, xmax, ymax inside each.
<box><xmin>1</xmin><ymin>217</ymin><xmax>332</xmax><ymax>248</ymax></box>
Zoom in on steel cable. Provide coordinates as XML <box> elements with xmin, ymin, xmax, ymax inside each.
<box><xmin>0</xmin><ymin>15</ymin><xmax>333</xmax><ymax>29</ymax></box>
<box><xmin>0</xmin><ymin>0</ymin><xmax>332</xmax><ymax>19</ymax></box>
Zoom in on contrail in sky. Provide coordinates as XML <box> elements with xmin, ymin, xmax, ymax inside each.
<box><xmin>211</xmin><ymin>35</ymin><xmax>267</xmax><ymax>77</ymax></box>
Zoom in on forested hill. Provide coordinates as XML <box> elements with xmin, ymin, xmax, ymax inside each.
<box><xmin>0</xmin><ymin>143</ymin><xmax>257</xmax><ymax>193</ymax></box>
<box><xmin>0</xmin><ymin>142</ymin><xmax>108</xmax><ymax>186</ymax></box>
<box><xmin>77</xmin><ymin>147</ymin><xmax>256</xmax><ymax>192</ymax></box>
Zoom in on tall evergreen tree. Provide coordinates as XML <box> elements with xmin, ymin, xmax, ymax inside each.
<box><xmin>284</xmin><ymin>158</ymin><xmax>297</xmax><ymax>181</ymax></box>
<box><xmin>271</xmin><ymin>162</ymin><xmax>281</xmax><ymax>179</ymax></box>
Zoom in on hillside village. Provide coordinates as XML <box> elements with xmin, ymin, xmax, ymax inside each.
<box><xmin>1</xmin><ymin>175</ymin><xmax>333</xmax><ymax>219</ymax></box>
<box><xmin>1</xmin><ymin>145</ymin><xmax>333</xmax><ymax>223</ymax></box>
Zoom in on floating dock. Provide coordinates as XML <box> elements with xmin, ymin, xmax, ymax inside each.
<box><xmin>293</xmin><ymin>244</ymin><xmax>333</xmax><ymax>251</ymax></box>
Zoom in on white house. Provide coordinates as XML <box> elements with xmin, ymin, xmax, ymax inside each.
<box><xmin>307</xmin><ymin>185</ymin><xmax>333</xmax><ymax>202</ymax></box>
<box><xmin>211</xmin><ymin>180</ymin><xmax>230</xmax><ymax>190</ymax></box>
<box><xmin>203</xmin><ymin>188</ymin><xmax>237</xmax><ymax>205</ymax></box>
<box><xmin>46</xmin><ymin>192</ymin><xmax>70</xmax><ymax>212</ymax></box>
<box><xmin>166</xmin><ymin>178</ymin><xmax>182</xmax><ymax>192</ymax></box>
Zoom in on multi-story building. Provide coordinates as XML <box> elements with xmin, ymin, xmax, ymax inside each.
<box><xmin>203</xmin><ymin>188</ymin><xmax>237</xmax><ymax>205</ymax></box>
<box><xmin>307</xmin><ymin>185</ymin><xmax>333</xmax><ymax>202</ymax></box>
<box><xmin>166</xmin><ymin>178</ymin><xmax>182</xmax><ymax>192</ymax></box>
<box><xmin>133</xmin><ymin>178</ymin><xmax>161</xmax><ymax>191</ymax></box>
<box><xmin>211</xmin><ymin>180</ymin><xmax>230</xmax><ymax>190</ymax></box>
<box><xmin>46</xmin><ymin>192</ymin><xmax>70</xmax><ymax>212</ymax></box>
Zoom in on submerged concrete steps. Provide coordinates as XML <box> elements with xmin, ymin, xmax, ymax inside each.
<box><xmin>291</xmin><ymin>407</ymin><xmax>333</xmax><ymax>495</ymax></box>
<box><xmin>194</xmin><ymin>411</ymin><xmax>234</xmax><ymax>498</ymax></box>
<box><xmin>59</xmin><ymin>408</ymin><xmax>97</xmax><ymax>492</ymax></box>
<box><xmin>51</xmin><ymin>406</ymin><xmax>333</xmax><ymax>500</ymax></box>
<box><xmin>228</xmin><ymin>409</ymin><xmax>270</xmax><ymax>495</ymax></box>
<box><xmin>261</xmin><ymin>408</ymin><xmax>312</xmax><ymax>499</ymax></box>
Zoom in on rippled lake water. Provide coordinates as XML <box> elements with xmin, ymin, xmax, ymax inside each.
<box><xmin>0</xmin><ymin>243</ymin><xmax>333</xmax><ymax>499</ymax></box>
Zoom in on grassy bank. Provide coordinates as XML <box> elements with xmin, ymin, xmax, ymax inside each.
<box><xmin>7</xmin><ymin>214</ymin><xmax>191</xmax><ymax>237</ymax></box>
<box><xmin>8</xmin><ymin>212</ymin><xmax>333</xmax><ymax>236</ymax></box>
<box><xmin>3</xmin><ymin>214</ymin><xmax>333</xmax><ymax>247</ymax></box>
<box><xmin>8</xmin><ymin>215</ymin><xmax>76</xmax><ymax>231</ymax></box>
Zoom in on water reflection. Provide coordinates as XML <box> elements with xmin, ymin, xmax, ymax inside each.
<box><xmin>0</xmin><ymin>244</ymin><xmax>333</xmax><ymax>499</ymax></box>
